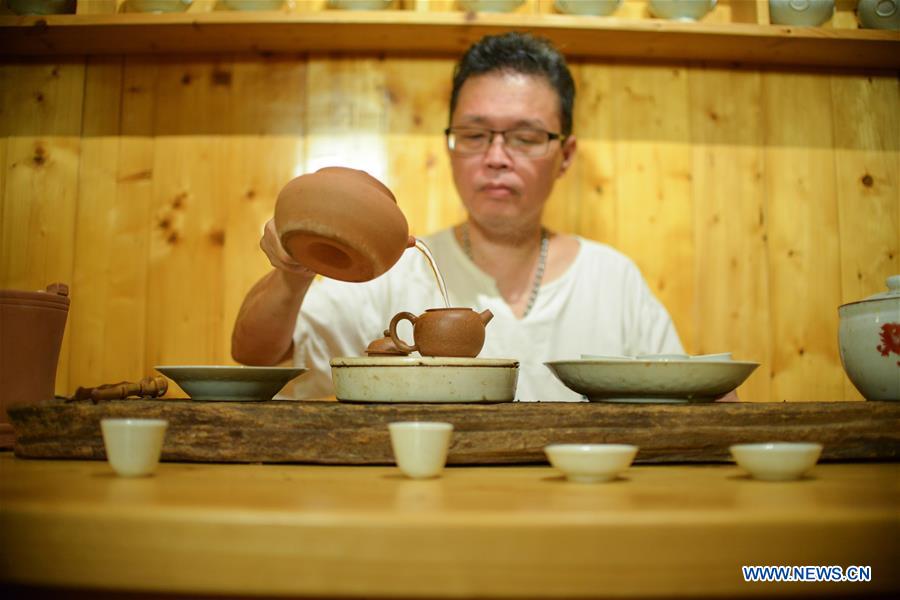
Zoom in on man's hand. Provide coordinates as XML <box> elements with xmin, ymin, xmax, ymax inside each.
<box><xmin>260</xmin><ymin>218</ymin><xmax>316</xmax><ymax>278</ymax></box>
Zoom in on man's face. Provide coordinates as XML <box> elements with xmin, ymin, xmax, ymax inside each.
<box><xmin>448</xmin><ymin>71</ymin><xmax>576</xmax><ymax>234</ymax></box>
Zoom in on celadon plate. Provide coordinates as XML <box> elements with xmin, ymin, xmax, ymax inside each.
<box><xmin>331</xmin><ymin>356</ymin><xmax>519</xmax><ymax>403</ymax></box>
<box><xmin>155</xmin><ymin>365</ymin><xmax>307</xmax><ymax>401</ymax></box>
<box><xmin>544</xmin><ymin>359</ymin><xmax>758</xmax><ymax>403</ymax></box>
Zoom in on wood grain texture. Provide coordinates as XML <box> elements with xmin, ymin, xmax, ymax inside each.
<box><xmin>69</xmin><ymin>55</ymin><xmax>125</xmax><ymax>387</ymax></box>
<box><xmin>613</xmin><ymin>63</ymin><xmax>696</xmax><ymax>351</ymax></box>
<box><xmin>1</xmin><ymin>456</ymin><xmax>898</xmax><ymax>597</ymax></box>
<box><xmin>8</xmin><ymin>399</ymin><xmax>899</xmax><ymax>464</ymax></box>
<box><xmin>688</xmin><ymin>67</ymin><xmax>770</xmax><ymax>402</ymax></box>
<box><xmin>383</xmin><ymin>57</ymin><xmax>460</xmax><ymax>236</ymax></box>
<box><xmin>564</xmin><ymin>63</ymin><xmax>617</xmax><ymax>245</ymax></box>
<box><xmin>763</xmin><ymin>72</ymin><xmax>844</xmax><ymax>403</ymax></box>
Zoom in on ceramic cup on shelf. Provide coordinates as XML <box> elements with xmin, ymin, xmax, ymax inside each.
<box><xmin>389</xmin><ymin>422</ymin><xmax>454</xmax><ymax>479</ymax></box>
<box><xmin>648</xmin><ymin>0</ymin><xmax>717</xmax><ymax>21</ymax></box>
<box><xmin>101</xmin><ymin>419</ymin><xmax>168</xmax><ymax>477</ymax></box>
<box><xmin>7</xmin><ymin>0</ymin><xmax>75</xmax><ymax>14</ymax></box>
<box><xmin>857</xmin><ymin>0</ymin><xmax>900</xmax><ymax>29</ymax></box>
<box><xmin>327</xmin><ymin>0</ymin><xmax>393</xmax><ymax>9</ymax></box>
<box><xmin>769</xmin><ymin>0</ymin><xmax>834</xmax><ymax>26</ymax></box>
<box><xmin>458</xmin><ymin>0</ymin><xmax>525</xmax><ymax>13</ymax></box>
<box><xmin>220</xmin><ymin>0</ymin><xmax>285</xmax><ymax>10</ymax></box>
<box><xmin>127</xmin><ymin>0</ymin><xmax>193</xmax><ymax>12</ymax></box>
<box><xmin>554</xmin><ymin>0</ymin><xmax>622</xmax><ymax>16</ymax></box>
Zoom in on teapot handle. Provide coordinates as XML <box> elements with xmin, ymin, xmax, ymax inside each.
<box><xmin>388</xmin><ymin>311</ymin><xmax>418</xmax><ymax>354</ymax></box>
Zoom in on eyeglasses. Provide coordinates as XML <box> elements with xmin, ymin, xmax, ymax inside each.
<box><xmin>444</xmin><ymin>126</ymin><xmax>566</xmax><ymax>158</ymax></box>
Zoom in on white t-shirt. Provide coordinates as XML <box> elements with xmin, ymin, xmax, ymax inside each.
<box><xmin>290</xmin><ymin>228</ymin><xmax>683</xmax><ymax>401</ymax></box>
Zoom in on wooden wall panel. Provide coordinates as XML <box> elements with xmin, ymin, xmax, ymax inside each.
<box><xmin>763</xmin><ymin>72</ymin><xmax>844</xmax><ymax>402</ymax></box>
<box><xmin>688</xmin><ymin>67</ymin><xmax>770</xmax><ymax>402</ymax></box>
<box><xmin>1</xmin><ymin>54</ymin><xmax>897</xmax><ymax>403</ymax></box>
<box><xmin>611</xmin><ymin>64</ymin><xmax>696</xmax><ymax>352</ymax></box>
<box><xmin>111</xmin><ymin>57</ymin><xmax>160</xmax><ymax>384</ymax></box>
<box><xmin>305</xmin><ymin>57</ymin><xmax>389</xmax><ymax>184</ymax></box>
<box><xmin>69</xmin><ymin>56</ymin><xmax>125</xmax><ymax>388</ymax></box>
<box><xmin>565</xmin><ymin>64</ymin><xmax>618</xmax><ymax>248</ymax></box>
<box><xmin>147</xmin><ymin>58</ymin><xmax>232</xmax><ymax>368</ymax></box>
<box><xmin>383</xmin><ymin>58</ymin><xmax>459</xmax><ymax>237</ymax></box>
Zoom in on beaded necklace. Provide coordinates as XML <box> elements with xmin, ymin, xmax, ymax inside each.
<box><xmin>462</xmin><ymin>222</ymin><xmax>548</xmax><ymax>318</ymax></box>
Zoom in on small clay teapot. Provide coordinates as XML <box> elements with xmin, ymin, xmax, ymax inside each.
<box><xmin>274</xmin><ymin>167</ymin><xmax>413</xmax><ymax>282</ymax></box>
<box><xmin>388</xmin><ymin>308</ymin><xmax>494</xmax><ymax>358</ymax></box>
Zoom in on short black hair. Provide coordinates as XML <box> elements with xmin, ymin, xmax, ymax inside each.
<box><xmin>449</xmin><ymin>32</ymin><xmax>575</xmax><ymax>137</ymax></box>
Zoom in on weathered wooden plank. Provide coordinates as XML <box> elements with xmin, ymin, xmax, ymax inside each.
<box><xmin>9</xmin><ymin>400</ymin><xmax>899</xmax><ymax>465</ymax></box>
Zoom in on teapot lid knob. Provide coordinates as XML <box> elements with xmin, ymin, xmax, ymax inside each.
<box><xmin>887</xmin><ymin>275</ymin><xmax>900</xmax><ymax>291</ymax></box>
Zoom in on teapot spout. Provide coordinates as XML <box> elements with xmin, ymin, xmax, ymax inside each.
<box><xmin>479</xmin><ymin>309</ymin><xmax>494</xmax><ymax>326</ymax></box>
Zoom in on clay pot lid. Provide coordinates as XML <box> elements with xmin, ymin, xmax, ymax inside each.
<box><xmin>0</xmin><ymin>283</ymin><xmax>70</xmax><ymax>307</ymax></box>
<box><xmin>839</xmin><ymin>274</ymin><xmax>900</xmax><ymax>309</ymax></box>
<box><xmin>365</xmin><ymin>330</ymin><xmax>410</xmax><ymax>357</ymax></box>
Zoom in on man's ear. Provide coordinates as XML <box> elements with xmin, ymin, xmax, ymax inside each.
<box><xmin>557</xmin><ymin>135</ymin><xmax>577</xmax><ymax>178</ymax></box>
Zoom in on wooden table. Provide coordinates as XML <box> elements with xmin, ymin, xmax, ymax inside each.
<box><xmin>1</xmin><ymin>453</ymin><xmax>897</xmax><ymax>599</ymax></box>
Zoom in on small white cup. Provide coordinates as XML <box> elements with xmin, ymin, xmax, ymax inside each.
<box><xmin>388</xmin><ymin>421</ymin><xmax>453</xmax><ymax>479</ymax></box>
<box><xmin>729</xmin><ymin>442</ymin><xmax>823</xmax><ymax>481</ymax></box>
<box><xmin>101</xmin><ymin>418</ymin><xmax>168</xmax><ymax>477</ymax></box>
<box><xmin>545</xmin><ymin>444</ymin><xmax>639</xmax><ymax>483</ymax></box>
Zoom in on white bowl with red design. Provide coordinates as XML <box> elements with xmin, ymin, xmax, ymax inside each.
<box><xmin>838</xmin><ymin>275</ymin><xmax>900</xmax><ymax>401</ymax></box>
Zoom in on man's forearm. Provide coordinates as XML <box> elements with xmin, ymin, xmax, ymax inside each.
<box><xmin>231</xmin><ymin>269</ymin><xmax>314</xmax><ymax>365</ymax></box>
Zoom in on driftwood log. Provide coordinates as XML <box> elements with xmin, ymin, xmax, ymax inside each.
<box><xmin>7</xmin><ymin>399</ymin><xmax>900</xmax><ymax>465</ymax></box>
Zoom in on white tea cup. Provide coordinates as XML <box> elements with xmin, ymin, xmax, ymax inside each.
<box><xmin>101</xmin><ymin>418</ymin><xmax>168</xmax><ymax>477</ymax></box>
<box><xmin>729</xmin><ymin>442</ymin><xmax>823</xmax><ymax>481</ymax></box>
<box><xmin>388</xmin><ymin>421</ymin><xmax>453</xmax><ymax>479</ymax></box>
<box><xmin>545</xmin><ymin>444</ymin><xmax>639</xmax><ymax>483</ymax></box>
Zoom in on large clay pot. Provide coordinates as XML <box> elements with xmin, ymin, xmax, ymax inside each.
<box><xmin>274</xmin><ymin>167</ymin><xmax>410</xmax><ymax>282</ymax></box>
<box><xmin>389</xmin><ymin>308</ymin><xmax>494</xmax><ymax>358</ymax></box>
<box><xmin>0</xmin><ymin>283</ymin><xmax>70</xmax><ymax>448</ymax></box>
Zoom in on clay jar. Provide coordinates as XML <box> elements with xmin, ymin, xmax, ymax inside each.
<box><xmin>274</xmin><ymin>167</ymin><xmax>410</xmax><ymax>282</ymax></box>
<box><xmin>0</xmin><ymin>283</ymin><xmax>70</xmax><ymax>448</ymax></box>
<box><xmin>838</xmin><ymin>274</ymin><xmax>900</xmax><ymax>401</ymax></box>
<box><xmin>389</xmin><ymin>308</ymin><xmax>494</xmax><ymax>358</ymax></box>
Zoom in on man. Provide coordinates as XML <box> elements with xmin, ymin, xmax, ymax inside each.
<box><xmin>232</xmin><ymin>32</ymin><xmax>684</xmax><ymax>401</ymax></box>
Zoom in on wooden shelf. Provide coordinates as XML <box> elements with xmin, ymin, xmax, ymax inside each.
<box><xmin>1</xmin><ymin>10</ymin><xmax>898</xmax><ymax>69</ymax></box>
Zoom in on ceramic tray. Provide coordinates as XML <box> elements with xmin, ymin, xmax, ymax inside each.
<box><xmin>330</xmin><ymin>357</ymin><xmax>519</xmax><ymax>403</ymax></box>
<box><xmin>155</xmin><ymin>365</ymin><xmax>306</xmax><ymax>401</ymax></box>
<box><xmin>544</xmin><ymin>358</ymin><xmax>758</xmax><ymax>403</ymax></box>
